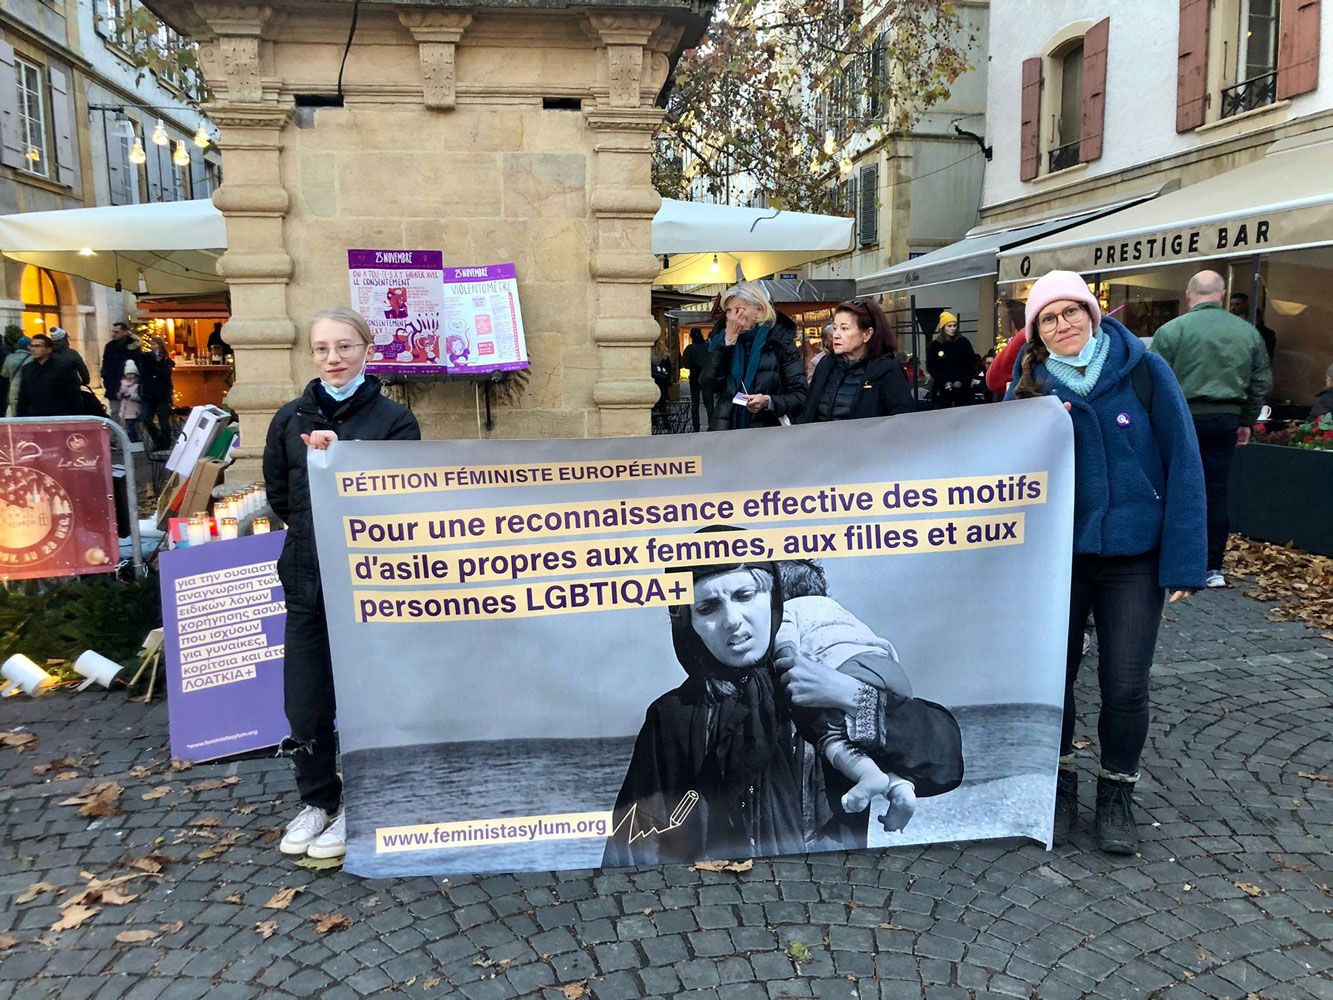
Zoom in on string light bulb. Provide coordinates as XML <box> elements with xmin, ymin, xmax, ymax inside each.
<box><xmin>24</xmin><ymin>147</ymin><xmax>39</xmax><ymax>163</ymax></box>
<box><xmin>128</xmin><ymin>139</ymin><xmax>147</xmax><ymax>165</ymax></box>
<box><xmin>192</xmin><ymin>124</ymin><xmax>210</xmax><ymax>149</ymax></box>
<box><xmin>823</xmin><ymin>130</ymin><xmax>836</xmax><ymax>156</ymax></box>
<box><xmin>151</xmin><ymin>119</ymin><xmax>169</xmax><ymax>146</ymax></box>
<box><xmin>172</xmin><ymin>140</ymin><xmax>191</xmax><ymax>167</ymax></box>
<box><xmin>839</xmin><ymin>155</ymin><xmax>854</xmax><ymax>177</ymax></box>
<box><xmin>709</xmin><ymin>254</ymin><xmax>720</xmax><ymax>275</ymax></box>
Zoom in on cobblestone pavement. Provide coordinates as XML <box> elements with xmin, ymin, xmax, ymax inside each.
<box><xmin>1</xmin><ymin>584</ymin><xmax>1330</xmax><ymax>1000</ymax></box>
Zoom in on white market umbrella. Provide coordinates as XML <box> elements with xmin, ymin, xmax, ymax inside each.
<box><xmin>0</xmin><ymin>199</ymin><xmax>226</xmax><ymax>294</ymax></box>
<box><xmin>652</xmin><ymin>198</ymin><xmax>854</xmax><ymax>286</ymax></box>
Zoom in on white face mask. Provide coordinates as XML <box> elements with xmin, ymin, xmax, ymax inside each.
<box><xmin>321</xmin><ymin>370</ymin><xmax>366</xmax><ymax>402</ymax></box>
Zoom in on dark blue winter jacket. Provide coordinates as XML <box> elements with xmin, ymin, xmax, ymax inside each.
<box><xmin>1006</xmin><ymin>317</ymin><xmax>1206</xmax><ymax>592</ymax></box>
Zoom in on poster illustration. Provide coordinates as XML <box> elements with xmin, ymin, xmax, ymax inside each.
<box><xmin>348</xmin><ymin>249</ymin><xmax>446</xmax><ymax>375</ymax></box>
<box><xmin>159</xmin><ymin>531</ymin><xmax>290</xmax><ymax>762</ymax></box>
<box><xmin>349</xmin><ymin>252</ymin><xmax>529</xmax><ymax>376</ymax></box>
<box><xmin>309</xmin><ymin>400</ymin><xmax>1074</xmax><ymax>877</ymax></box>
<box><xmin>0</xmin><ymin>422</ymin><xmax>118</xmax><ymax>580</ymax></box>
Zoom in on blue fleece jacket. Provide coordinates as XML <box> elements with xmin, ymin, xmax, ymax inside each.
<box><xmin>1006</xmin><ymin>317</ymin><xmax>1206</xmax><ymax>591</ymax></box>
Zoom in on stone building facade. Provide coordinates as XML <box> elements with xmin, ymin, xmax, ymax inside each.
<box><xmin>145</xmin><ymin>0</ymin><xmax>711</xmax><ymax>476</ymax></box>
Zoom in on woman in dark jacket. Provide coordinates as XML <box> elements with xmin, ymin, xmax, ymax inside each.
<box><xmin>1006</xmin><ymin>271</ymin><xmax>1205</xmax><ymax>856</ymax></box>
<box><xmin>263</xmin><ymin>305</ymin><xmax>420</xmax><ymax>861</ymax></box>
<box><xmin>797</xmin><ymin>298</ymin><xmax>914</xmax><ymax>423</ymax></box>
<box><xmin>138</xmin><ymin>337</ymin><xmax>176</xmax><ymax>449</ymax></box>
<box><xmin>700</xmin><ymin>282</ymin><xmax>806</xmax><ymax>429</ymax></box>
<box><xmin>926</xmin><ymin>312</ymin><xmax>976</xmax><ymax>408</ymax></box>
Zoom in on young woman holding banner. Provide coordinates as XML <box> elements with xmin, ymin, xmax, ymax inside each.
<box><xmin>263</xmin><ymin>306</ymin><xmax>420</xmax><ymax>859</ymax></box>
<box><xmin>1005</xmin><ymin>271</ymin><xmax>1205</xmax><ymax>854</ymax></box>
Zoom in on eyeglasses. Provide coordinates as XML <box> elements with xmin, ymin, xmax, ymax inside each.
<box><xmin>310</xmin><ymin>342</ymin><xmax>368</xmax><ymax>360</ymax></box>
<box><xmin>1036</xmin><ymin>304</ymin><xmax>1086</xmax><ymax>332</ymax></box>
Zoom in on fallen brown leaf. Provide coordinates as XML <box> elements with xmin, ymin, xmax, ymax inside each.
<box><xmin>187</xmin><ymin>777</ymin><xmax>240</xmax><ymax>792</ymax></box>
<box><xmin>0</xmin><ymin>732</ymin><xmax>37</xmax><ymax>751</ymax></box>
<box><xmin>51</xmin><ymin>904</ymin><xmax>100</xmax><ymax>932</ymax></box>
<box><xmin>311</xmin><ymin>913</ymin><xmax>354</xmax><ymax>934</ymax></box>
<box><xmin>115</xmin><ymin>929</ymin><xmax>159</xmax><ymax>943</ymax></box>
<box><xmin>235</xmin><ymin>805</ymin><xmax>256</xmax><ymax>816</ymax></box>
<box><xmin>689</xmin><ymin>858</ymin><xmax>754</xmax><ymax>873</ymax></box>
<box><xmin>169</xmin><ymin>758</ymin><xmax>193</xmax><ymax>772</ymax></box>
<box><xmin>126</xmin><ymin>852</ymin><xmax>171</xmax><ymax>874</ymax></box>
<box><xmin>1299</xmin><ymin>771</ymin><xmax>1331</xmax><ymax>783</ymax></box>
<box><xmin>263</xmin><ymin>886</ymin><xmax>305</xmax><ymax>910</ymax></box>
<box><xmin>1234</xmin><ymin>881</ymin><xmax>1267</xmax><ymax>897</ymax></box>
<box><xmin>256</xmin><ymin>919</ymin><xmax>278</xmax><ymax>939</ymax></box>
<box><xmin>188</xmin><ymin>815</ymin><xmax>222</xmax><ymax>828</ymax></box>
<box><xmin>59</xmin><ymin>781</ymin><xmax>124</xmax><ymax>818</ymax></box>
<box><xmin>141</xmin><ymin>786</ymin><xmax>171</xmax><ymax>801</ymax></box>
<box><xmin>197</xmin><ymin>830</ymin><xmax>243</xmax><ymax>860</ymax></box>
<box><xmin>878</xmin><ymin>922</ymin><xmax>904</xmax><ymax>930</ymax></box>
<box><xmin>225</xmin><ymin>892</ymin><xmax>243</xmax><ymax>904</ymax></box>
<box><xmin>1073</xmin><ymin>738</ymin><xmax>1093</xmax><ymax>749</ymax></box>
<box><xmin>101</xmin><ymin>887</ymin><xmax>138</xmax><ymax>906</ymax></box>
<box><xmin>159</xmin><ymin>921</ymin><xmax>183</xmax><ymax>934</ymax></box>
<box><xmin>423</xmin><ymin>975</ymin><xmax>441</xmax><ymax>989</ymax></box>
<box><xmin>16</xmin><ymin>882</ymin><xmax>59</xmax><ymax>904</ymax></box>
<box><xmin>559</xmin><ymin>981</ymin><xmax>588</xmax><ymax>999</ymax></box>
<box><xmin>0</xmin><ymin>935</ymin><xmax>16</xmax><ymax>950</ymax></box>
<box><xmin>1225</xmin><ymin>540</ymin><xmax>1333</xmax><ymax>631</ymax></box>
<box><xmin>128</xmin><ymin>763</ymin><xmax>163</xmax><ymax>779</ymax></box>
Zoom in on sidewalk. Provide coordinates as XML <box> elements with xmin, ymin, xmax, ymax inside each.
<box><xmin>1</xmin><ymin>584</ymin><xmax>1329</xmax><ymax>1000</ymax></box>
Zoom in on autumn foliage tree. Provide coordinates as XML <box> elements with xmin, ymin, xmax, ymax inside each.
<box><xmin>655</xmin><ymin>0</ymin><xmax>972</xmax><ymax>213</ymax></box>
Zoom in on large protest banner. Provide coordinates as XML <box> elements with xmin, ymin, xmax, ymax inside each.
<box><xmin>308</xmin><ymin>399</ymin><xmax>1074</xmax><ymax>877</ymax></box>
<box><xmin>160</xmin><ymin>531</ymin><xmax>290</xmax><ymax>762</ymax></box>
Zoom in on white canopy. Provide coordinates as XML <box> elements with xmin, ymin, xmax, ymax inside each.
<box><xmin>0</xmin><ymin>199</ymin><xmax>226</xmax><ymax>294</ymax></box>
<box><xmin>652</xmin><ymin>198</ymin><xmax>854</xmax><ymax>286</ymax></box>
<box><xmin>0</xmin><ymin>195</ymin><xmax>853</xmax><ymax>293</ymax></box>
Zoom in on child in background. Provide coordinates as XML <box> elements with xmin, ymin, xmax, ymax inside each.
<box><xmin>116</xmin><ymin>359</ymin><xmax>142</xmax><ymax>443</ymax></box>
<box><xmin>774</xmin><ymin>560</ymin><xmax>918</xmax><ymax>831</ymax></box>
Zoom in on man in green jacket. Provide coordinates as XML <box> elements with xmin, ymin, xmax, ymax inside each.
<box><xmin>1151</xmin><ymin>270</ymin><xmax>1272</xmax><ymax>589</ymax></box>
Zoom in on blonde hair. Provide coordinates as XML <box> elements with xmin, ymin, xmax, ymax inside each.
<box><xmin>311</xmin><ymin>305</ymin><xmax>374</xmax><ymax>346</ymax></box>
<box><xmin>722</xmin><ymin>281</ymin><xmax>777</xmax><ymax>328</ymax></box>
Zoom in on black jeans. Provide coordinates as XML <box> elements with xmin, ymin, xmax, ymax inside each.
<box><xmin>282</xmin><ymin>587</ymin><xmax>342</xmax><ymax>813</ymax></box>
<box><xmin>1062</xmin><ymin>551</ymin><xmax>1164</xmax><ymax>775</ymax></box>
<box><xmin>689</xmin><ymin>380</ymin><xmax>713</xmax><ymax>432</ymax></box>
<box><xmin>1192</xmin><ymin>413</ymin><xmax>1240</xmax><ymax>570</ymax></box>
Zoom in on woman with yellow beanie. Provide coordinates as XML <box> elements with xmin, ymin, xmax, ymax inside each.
<box><xmin>926</xmin><ymin>312</ymin><xmax>976</xmax><ymax>408</ymax></box>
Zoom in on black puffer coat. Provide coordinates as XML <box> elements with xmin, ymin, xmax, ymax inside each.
<box><xmin>926</xmin><ymin>335</ymin><xmax>977</xmax><ymax>389</ymax></box>
<box><xmin>699</xmin><ymin>312</ymin><xmax>807</xmax><ymax>429</ymax></box>
<box><xmin>797</xmin><ymin>353</ymin><xmax>916</xmax><ymax>423</ymax></box>
<box><xmin>263</xmin><ymin>376</ymin><xmax>419</xmax><ymax>608</ymax></box>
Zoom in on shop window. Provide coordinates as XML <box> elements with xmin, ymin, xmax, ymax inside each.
<box><xmin>20</xmin><ymin>265</ymin><xmax>60</xmax><ymax>337</ymax></box>
<box><xmin>15</xmin><ymin>58</ymin><xmax>48</xmax><ymax>178</ymax></box>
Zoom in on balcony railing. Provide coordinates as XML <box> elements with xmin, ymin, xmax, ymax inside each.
<box><xmin>1048</xmin><ymin>141</ymin><xmax>1081</xmax><ymax>173</ymax></box>
<box><xmin>1221</xmin><ymin>71</ymin><xmax>1278</xmax><ymax>119</ymax></box>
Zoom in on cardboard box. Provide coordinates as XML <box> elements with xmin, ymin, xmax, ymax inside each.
<box><xmin>174</xmin><ymin>458</ymin><xmax>226</xmax><ymax>519</ymax></box>
<box><xmin>167</xmin><ymin>405</ymin><xmax>230</xmax><ymax>475</ymax></box>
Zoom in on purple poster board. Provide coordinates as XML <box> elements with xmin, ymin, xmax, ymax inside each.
<box><xmin>440</xmin><ymin>263</ymin><xmax>529</xmax><ymax>374</ymax></box>
<box><xmin>160</xmin><ymin>531</ymin><xmax>290</xmax><ymax>762</ymax></box>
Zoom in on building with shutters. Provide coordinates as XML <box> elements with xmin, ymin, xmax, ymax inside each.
<box><xmin>0</xmin><ymin>0</ymin><xmax>216</xmax><ymax>392</ymax></box>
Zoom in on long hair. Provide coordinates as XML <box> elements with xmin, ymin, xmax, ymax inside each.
<box><xmin>1013</xmin><ymin>329</ymin><xmax>1051</xmax><ymax>399</ymax></box>
<box><xmin>834</xmin><ymin>299</ymin><xmax>896</xmax><ymax>357</ymax></box>
<box><xmin>311</xmin><ymin>305</ymin><xmax>374</xmax><ymax>346</ymax></box>
<box><xmin>722</xmin><ymin>281</ymin><xmax>778</xmax><ymax>329</ymax></box>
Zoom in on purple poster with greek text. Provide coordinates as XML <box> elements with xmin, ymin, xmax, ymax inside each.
<box><xmin>160</xmin><ymin>531</ymin><xmax>289</xmax><ymax>762</ymax></box>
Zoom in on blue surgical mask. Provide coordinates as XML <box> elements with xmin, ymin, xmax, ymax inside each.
<box><xmin>320</xmin><ymin>370</ymin><xmax>365</xmax><ymax>402</ymax></box>
<box><xmin>1052</xmin><ymin>329</ymin><xmax>1100</xmax><ymax>366</ymax></box>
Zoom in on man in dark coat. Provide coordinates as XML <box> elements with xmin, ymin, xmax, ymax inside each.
<box><xmin>680</xmin><ymin>328</ymin><xmax>713</xmax><ymax>432</ymax></box>
<box><xmin>16</xmin><ymin>334</ymin><xmax>84</xmax><ymax>416</ymax></box>
<box><xmin>100</xmin><ymin>321</ymin><xmax>141</xmax><ymax>405</ymax></box>
<box><xmin>48</xmin><ymin>327</ymin><xmax>90</xmax><ymax>385</ymax></box>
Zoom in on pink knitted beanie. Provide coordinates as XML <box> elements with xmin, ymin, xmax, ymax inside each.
<box><xmin>1024</xmin><ymin>271</ymin><xmax>1102</xmax><ymax>334</ymax></box>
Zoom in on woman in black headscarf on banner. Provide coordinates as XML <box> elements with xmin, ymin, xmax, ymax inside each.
<box><xmin>602</xmin><ymin>543</ymin><xmax>963</xmax><ymax>867</ymax></box>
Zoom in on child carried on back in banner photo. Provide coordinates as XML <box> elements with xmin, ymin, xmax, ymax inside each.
<box><xmin>774</xmin><ymin>560</ymin><xmax>920</xmax><ymax>832</ymax></box>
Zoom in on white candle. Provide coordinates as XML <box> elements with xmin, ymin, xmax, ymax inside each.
<box><xmin>251</xmin><ymin>517</ymin><xmax>270</xmax><ymax>535</ymax></box>
<box><xmin>187</xmin><ymin>516</ymin><xmax>209</xmax><ymax>546</ymax></box>
<box><xmin>219</xmin><ymin>517</ymin><xmax>238</xmax><ymax>541</ymax></box>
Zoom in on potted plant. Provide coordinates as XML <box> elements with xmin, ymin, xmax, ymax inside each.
<box><xmin>1229</xmin><ymin>414</ymin><xmax>1333</xmax><ymax>556</ymax></box>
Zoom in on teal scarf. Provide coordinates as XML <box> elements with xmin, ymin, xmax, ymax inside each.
<box><xmin>1044</xmin><ymin>330</ymin><xmax>1110</xmax><ymax>397</ymax></box>
<box><xmin>712</xmin><ymin>322</ymin><xmax>771</xmax><ymax>428</ymax></box>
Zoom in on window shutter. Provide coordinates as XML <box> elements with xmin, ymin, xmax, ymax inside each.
<box><xmin>0</xmin><ymin>42</ymin><xmax>25</xmax><ymax>169</ymax></box>
<box><xmin>106</xmin><ymin>128</ymin><xmax>128</xmax><ymax>204</ymax></box>
<box><xmin>1019</xmin><ymin>57</ymin><xmax>1042</xmax><ymax>181</ymax></box>
<box><xmin>1080</xmin><ymin>18</ymin><xmax>1109</xmax><ymax>162</ymax></box>
<box><xmin>146</xmin><ymin>136</ymin><xmax>164</xmax><ymax>201</ymax></box>
<box><xmin>1277</xmin><ymin>0</ymin><xmax>1321</xmax><ymax>98</ymax></box>
<box><xmin>190</xmin><ymin>145</ymin><xmax>208</xmax><ymax>198</ymax></box>
<box><xmin>48</xmin><ymin>66</ymin><xmax>78</xmax><ymax>188</ymax></box>
<box><xmin>1176</xmin><ymin>0</ymin><xmax>1210</xmax><ymax>132</ymax></box>
<box><xmin>857</xmin><ymin>164</ymin><xmax>877</xmax><ymax>246</ymax></box>
<box><xmin>846</xmin><ymin>175</ymin><xmax>857</xmax><ymax>245</ymax></box>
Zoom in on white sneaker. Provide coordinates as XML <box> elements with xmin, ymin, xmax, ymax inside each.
<box><xmin>1206</xmin><ymin>570</ymin><xmax>1226</xmax><ymax>588</ymax></box>
<box><xmin>279</xmin><ymin>804</ymin><xmax>330</xmax><ymax>855</ymax></box>
<box><xmin>306</xmin><ymin>810</ymin><xmax>346</xmax><ymax>859</ymax></box>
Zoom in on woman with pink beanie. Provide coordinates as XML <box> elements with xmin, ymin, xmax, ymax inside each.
<box><xmin>1005</xmin><ymin>270</ymin><xmax>1205</xmax><ymax>854</ymax></box>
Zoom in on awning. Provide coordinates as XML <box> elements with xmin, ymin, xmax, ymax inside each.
<box><xmin>997</xmin><ymin>130</ymin><xmax>1333</xmax><ymax>283</ymax></box>
<box><xmin>653</xmin><ymin>199</ymin><xmax>853</xmax><ymax>285</ymax></box>
<box><xmin>0</xmin><ymin>199</ymin><xmax>226</xmax><ymax>294</ymax></box>
<box><xmin>857</xmin><ymin>186</ymin><xmax>1168</xmax><ymax>296</ymax></box>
